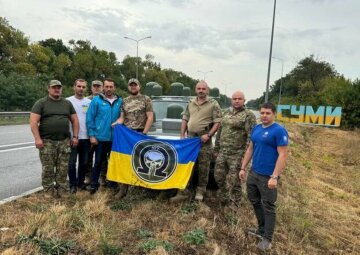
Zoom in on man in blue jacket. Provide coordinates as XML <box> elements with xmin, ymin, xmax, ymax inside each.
<box><xmin>86</xmin><ymin>78</ymin><xmax>122</xmax><ymax>194</ymax></box>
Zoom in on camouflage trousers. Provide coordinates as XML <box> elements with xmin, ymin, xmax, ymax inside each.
<box><xmin>39</xmin><ymin>139</ymin><xmax>71</xmax><ymax>191</ymax></box>
<box><xmin>196</xmin><ymin>139</ymin><xmax>213</xmax><ymax>194</ymax></box>
<box><xmin>214</xmin><ymin>152</ymin><xmax>243</xmax><ymax>205</ymax></box>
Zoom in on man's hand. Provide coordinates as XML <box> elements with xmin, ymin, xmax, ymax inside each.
<box><xmin>239</xmin><ymin>169</ymin><xmax>246</xmax><ymax>181</ymax></box>
<box><xmin>111</xmin><ymin>121</ymin><xmax>120</xmax><ymax>127</ymax></box>
<box><xmin>90</xmin><ymin>137</ymin><xmax>98</xmax><ymax>146</ymax></box>
<box><xmin>180</xmin><ymin>134</ymin><xmax>186</xmax><ymax>139</ymax></box>
<box><xmin>71</xmin><ymin>137</ymin><xmax>79</xmax><ymax>147</ymax></box>
<box><xmin>200</xmin><ymin>134</ymin><xmax>210</xmax><ymax>143</ymax></box>
<box><xmin>268</xmin><ymin>178</ymin><xmax>278</xmax><ymax>189</ymax></box>
<box><xmin>35</xmin><ymin>138</ymin><xmax>44</xmax><ymax>149</ymax></box>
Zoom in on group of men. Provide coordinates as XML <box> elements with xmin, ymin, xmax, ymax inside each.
<box><xmin>30</xmin><ymin>78</ymin><xmax>288</xmax><ymax>251</ymax></box>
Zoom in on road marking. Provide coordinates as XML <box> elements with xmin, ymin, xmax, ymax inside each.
<box><xmin>0</xmin><ymin>146</ymin><xmax>35</xmax><ymax>153</ymax></box>
<box><xmin>0</xmin><ymin>186</ymin><xmax>43</xmax><ymax>205</ymax></box>
<box><xmin>0</xmin><ymin>142</ymin><xmax>33</xmax><ymax>148</ymax></box>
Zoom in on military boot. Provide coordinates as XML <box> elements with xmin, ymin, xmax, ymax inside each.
<box><xmin>114</xmin><ymin>184</ymin><xmax>128</xmax><ymax>199</ymax></box>
<box><xmin>195</xmin><ymin>187</ymin><xmax>206</xmax><ymax>202</ymax></box>
<box><xmin>169</xmin><ymin>189</ymin><xmax>189</xmax><ymax>203</ymax></box>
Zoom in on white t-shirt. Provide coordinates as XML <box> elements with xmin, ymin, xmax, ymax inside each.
<box><xmin>66</xmin><ymin>96</ymin><xmax>91</xmax><ymax>139</ymax></box>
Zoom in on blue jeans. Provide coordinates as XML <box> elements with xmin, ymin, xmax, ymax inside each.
<box><xmin>90</xmin><ymin>141</ymin><xmax>112</xmax><ymax>189</ymax></box>
<box><xmin>68</xmin><ymin>139</ymin><xmax>90</xmax><ymax>188</ymax></box>
<box><xmin>246</xmin><ymin>169</ymin><xmax>277</xmax><ymax>241</ymax></box>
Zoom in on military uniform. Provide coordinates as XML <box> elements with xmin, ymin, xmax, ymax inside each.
<box><xmin>183</xmin><ymin>97</ymin><xmax>222</xmax><ymax>197</ymax></box>
<box><xmin>122</xmin><ymin>94</ymin><xmax>153</xmax><ymax>130</ymax></box>
<box><xmin>31</xmin><ymin>96</ymin><xmax>75</xmax><ymax>191</ymax></box>
<box><xmin>214</xmin><ymin>106</ymin><xmax>257</xmax><ymax>205</ymax></box>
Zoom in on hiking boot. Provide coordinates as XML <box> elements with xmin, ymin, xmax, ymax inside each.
<box><xmin>169</xmin><ymin>190</ymin><xmax>189</xmax><ymax>203</ymax></box>
<box><xmin>247</xmin><ymin>228</ymin><xmax>264</xmax><ymax>239</ymax></box>
<box><xmin>256</xmin><ymin>238</ymin><xmax>272</xmax><ymax>251</ymax></box>
<box><xmin>114</xmin><ymin>185</ymin><xmax>128</xmax><ymax>199</ymax></box>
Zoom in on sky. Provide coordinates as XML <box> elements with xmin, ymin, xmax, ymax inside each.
<box><xmin>1</xmin><ymin>0</ymin><xmax>359</xmax><ymax>100</ymax></box>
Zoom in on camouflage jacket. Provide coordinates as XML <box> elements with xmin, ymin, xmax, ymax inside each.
<box><xmin>214</xmin><ymin>107</ymin><xmax>257</xmax><ymax>157</ymax></box>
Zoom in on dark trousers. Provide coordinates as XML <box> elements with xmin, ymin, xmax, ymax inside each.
<box><xmin>90</xmin><ymin>141</ymin><xmax>112</xmax><ymax>189</ymax></box>
<box><xmin>68</xmin><ymin>139</ymin><xmax>90</xmax><ymax>188</ymax></box>
<box><xmin>247</xmin><ymin>170</ymin><xmax>277</xmax><ymax>241</ymax></box>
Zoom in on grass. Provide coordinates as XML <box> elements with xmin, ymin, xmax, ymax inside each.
<box><xmin>0</xmin><ymin>116</ymin><xmax>29</xmax><ymax>125</ymax></box>
<box><xmin>0</xmin><ymin>123</ymin><xmax>360</xmax><ymax>254</ymax></box>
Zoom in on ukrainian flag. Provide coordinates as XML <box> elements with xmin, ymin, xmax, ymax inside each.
<box><xmin>107</xmin><ymin>125</ymin><xmax>201</xmax><ymax>190</ymax></box>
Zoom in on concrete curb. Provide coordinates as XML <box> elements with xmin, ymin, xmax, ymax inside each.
<box><xmin>0</xmin><ymin>187</ymin><xmax>43</xmax><ymax>205</ymax></box>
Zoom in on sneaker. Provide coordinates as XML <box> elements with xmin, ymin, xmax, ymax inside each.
<box><xmin>88</xmin><ymin>187</ymin><xmax>97</xmax><ymax>195</ymax></box>
<box><xmin>256</xmin><ymin>238</ymin><xmax>272</xmax><ymax>251</ymax></box>
<box><xmin>247</xmin><ymin>228</ymin><xmax>264</xmax><ymax>239</ymax></box>
<box><xmin>70</xmin><ymin>186</ymin><xmax>77</xmax><ymax>194</ymax></box>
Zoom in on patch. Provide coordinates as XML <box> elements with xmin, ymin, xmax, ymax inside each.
<box><xmin>131</xmin><ymin>140</ymin><xmax>178</xmax><ymax>183</ymax></box>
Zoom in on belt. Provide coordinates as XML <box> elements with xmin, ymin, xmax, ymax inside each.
<box><xmin>187</xmin><ymin>130</ymin><xmax>208</xmax><ymax>137</ymax></box>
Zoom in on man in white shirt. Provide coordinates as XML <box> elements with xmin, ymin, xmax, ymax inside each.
<box><xmin>66</xmin><ymin>79</ymin><xmax>91</xmax><ymax>193</ymax></box>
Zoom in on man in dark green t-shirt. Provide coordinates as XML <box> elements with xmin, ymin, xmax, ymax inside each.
<box><xmin>30</xmin><ymin>80</ymin><xmax>79</xmax><ymax>198</ymax></box>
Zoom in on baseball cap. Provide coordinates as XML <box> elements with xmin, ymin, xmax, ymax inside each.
<box><xmin>92</xmin><ymin>80</ymin><xmax>103</xmax><ymax>86</ymax></box>
<box><xmin>49</xmin><ymin>80</ymin><xmax>62</xmax><ymax>87</ymax></box>
<box><xmin>128</xmin><ymin>78</ymin><xmax>140</xmax><ymax>86</ymax></box>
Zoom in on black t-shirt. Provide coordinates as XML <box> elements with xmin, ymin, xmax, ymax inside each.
<box><xmin>31</xmin><ymin>96</ymin><xmax>76</xmax><ymax>140</ymax></box>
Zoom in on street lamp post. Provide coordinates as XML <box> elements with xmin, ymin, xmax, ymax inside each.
<box><xmin>197</xmin><ymin>70</ymin><xmax>213</xmax><ymax>81</ymax></box>
<box><xmin>124</xmin><ymin>36</ymin><xmax>152</xmax><ymax>79</ymax></box>
<box><xmin>272</xmin><ymin>57</ymin><xmax>284</xmax><ymax>105</ymax></box>
<box><xmin>265</xmin><ymin>0</ymin><xmax>277</xmax><ymax>103</ymax></box>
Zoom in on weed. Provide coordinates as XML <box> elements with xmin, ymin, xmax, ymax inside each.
<box><xmin>183</xmin><ymin>228</ymin><xmax>206</xmax><ymax>245</ymax></box>
<box><xmin>109</xmin><ymin>200</ymin><xmax>132</xmax><ymax>211</ymax></box>
<box><xmin>225</xmin><ymin>213</ymin><xmax>238</xmax><ymax>226</ymax></box>
<box><xmin>303</xmin><ymin>160</ymin><xmax>312</xmax><ymax>170</ymax></box>
<box><xmin>180</xmin><ymin>202</ymin><xmax>198</xmax><ymax>214</ymax></box>
<box><xmin>137</xmin><ymin>239</ymin><xmax>173</xmax><ymax>253</ymax></box>
<box><xmin>137</xmin><ymin>228</ymin><xmax>154</xmax><ymax>239</ymax></box>
<box><xmin>99</xmin><ymin>238</ymin><xmax>123</xmax><ymax>255</ymax></box>
<box><xmin>18</xmin><ymin>229</ymin><xmax>75</xmax><ymax>254</ymax></box>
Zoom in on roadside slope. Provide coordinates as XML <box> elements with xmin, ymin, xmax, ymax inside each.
<box><xmin>0</xmin><ymin>123</ymin><xmax>359</xmax><ymax>255</ymax></box>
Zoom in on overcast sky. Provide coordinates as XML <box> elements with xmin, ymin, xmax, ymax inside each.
<box><xmin>1</xmin><ymin>0</ymin><xmax>359</xmax><ymax>100</ymax></box>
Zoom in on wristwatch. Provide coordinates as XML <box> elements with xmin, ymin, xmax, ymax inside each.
<box><xmin>72</xmin><ymin>136</ymin><xmax>78</xmax><ymax>139</ymax></box>
<box><xmin>207</xmin><ymin>133</ymin><xmax>212</xmax><ymax>138</ymax></box>
<box><xmin>270</xmin><ymin>175</ymin><xmax>279</xmax><ymax>180</ymax></box>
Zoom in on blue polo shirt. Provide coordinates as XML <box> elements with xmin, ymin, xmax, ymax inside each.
<box><xmin>251</xmin><ymin>123</ymin><xmax>288</xmax><ymax>176</ymax></box>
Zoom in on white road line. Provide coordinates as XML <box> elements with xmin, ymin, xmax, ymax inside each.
<box><xmin>0</xmin><ymin>186</ymin><xmax>43</xmax><ymax>205</ymax></box>
<box><xmin>0</xmin><ymin>146</ymin><xmax>35</xmax><ymax>153</ymax></box>
<box><xmin>0</xmin><ymin>142</ymin><xmax>33</xmax><ymax>148</ymax></box>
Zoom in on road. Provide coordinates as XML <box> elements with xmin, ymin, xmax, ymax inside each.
<box><xmin>0</xmin><ymin>124</ymin><xmax>42</xmax><ymax>202</ymax></box>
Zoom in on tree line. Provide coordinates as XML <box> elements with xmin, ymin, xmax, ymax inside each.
<box><xmin>0</xmin><ymin>17</ymin><xmax>230</xmax><ymax>111</ymax></box>
<box><xmin>247</xmin><ymin>55</ymin><xmax>359</xmax><ymax>129</ymax></box>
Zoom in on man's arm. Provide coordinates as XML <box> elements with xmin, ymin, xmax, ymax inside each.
<box><xmin>239</xmin><ymin>141</ymin><xmax>253</xmax><ymax>180</ymax></box>
<box><xmin>112</xmin><ymin>112</ymin><xmax>125</xmax><ymax>126</ymax></box>
<box><xmin>30</xmin><ymin>113</ymin><xmax>43</xmax><ymax>149</ymax></box>
<box><xmin>200</xmin><ymin>122</ymin><xmax>220</xmax><ymax>143</ymax></box>
<box><xmin>70</xmin><ymin>113</ymin><xmax>79</xmax><ymax>147</ymax></box>
<box><xmin>180</xmin><ymin>119</ymin><xmax>188</xmax><ymax>139</ymax></box>
<box><xmin>213</xmin><ymin>124</ymin><xmax>222</xmax><ymax>156</ymax></box>
<box><xmin>268</xmin><ymin>145</ymin><xmax>288</xmax><ymax>189</ymax></box>
<box><xmin>142</xmin><ymin>111</ymin><xmax>154</xmax><ymax>134</ymax></box>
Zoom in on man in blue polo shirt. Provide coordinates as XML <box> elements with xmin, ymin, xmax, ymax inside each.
<box><xmin>239</xmin><ymin>102</ymin><xmax>289</xmax><ymax>251</ymax></box>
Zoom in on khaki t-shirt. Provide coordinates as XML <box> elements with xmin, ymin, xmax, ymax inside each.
<box><xmin>182</xmin><ymin>97</ymin><xmax>222</xmax><ymax>133</ymax></box>
<box><xmin>122</xmin><ymin>94</ymin><xmax>153</xmax><ymax>129</ymax></box>
<box><xmin>31</xmin><ymin>96</ymin><xmax>76</xmax><ymax>140</ymax></box>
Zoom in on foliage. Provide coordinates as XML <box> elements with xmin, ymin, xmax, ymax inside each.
<box><xmin>182</xmin><ymin>229</ymin><xmax>206</xmax><ymax>245</ymax></box>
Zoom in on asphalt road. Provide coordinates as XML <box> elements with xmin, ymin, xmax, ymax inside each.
<box><xmin>0</xmin><ymin>124</ymin><xmax>42</xmax><ymax>202</ymax></box>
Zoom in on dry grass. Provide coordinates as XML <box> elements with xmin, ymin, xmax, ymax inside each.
<box><xmin>0</xmin><ymin>123</ymin><xmax>359</xmax><ymax>254</ymax></box>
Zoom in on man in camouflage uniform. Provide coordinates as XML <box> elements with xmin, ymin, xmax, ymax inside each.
<box><xmin>171</xmin><ymin>80</ymin><xmax>222</xmax><ymax>202</ymax></box>
<box><xmin>113</xmin><ymin>78</ymin><xmax>154</xmax><ymax>199</ymax></box>
<box><xmin>30</xmin><ymin>80</ymin><xmax>79</xmax><ymax>198</ymax></box>
<box><xmin>214</xmin><ymin>91</ymin><xmax>257</xmax><ymax>207</ymax></box>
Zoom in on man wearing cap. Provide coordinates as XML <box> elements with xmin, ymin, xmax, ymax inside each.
<box><xmin>86</xmin><ymin>78</ymin><xmax>122</xmax><ymax>194</ymax></box>
<box><xmin>66</xmin><ymin>79</ymin><xmax>91</xmax><ymax>194</ymax></box>
<box><xmin>112</xmin><ymin>78</ymin><xmax>154</xmax><ymax>199</ymax></box>
<box><xmin>85</xmin><ymin>80</ymin><xmax>104</xmax><ymax>185</ymax></box>
<box><xmin>30</xmin><ymin>80</ymin><xmax>79</xmax><ymax>198</ymax></box>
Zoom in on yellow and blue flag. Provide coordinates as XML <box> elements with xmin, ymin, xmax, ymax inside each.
<box><xmin>107</xmin><ymin>125</ymin><xmax>201</xmax><ymax>190</ymax></box>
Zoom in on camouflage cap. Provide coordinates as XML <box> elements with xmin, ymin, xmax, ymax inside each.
<box><xmin>92</xmin><ymin>80</ymin><xmax>103</xmax><ymax>86</ymax></box>
<box><xmin>128</xmin><ymin>78</ymin><xmax>140</xmax><ymax>86</ymax></box>
<box><xmin>49</xmin><ymin>80</ymin><xmax>62</xmax><ymax>87</ymax></box>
